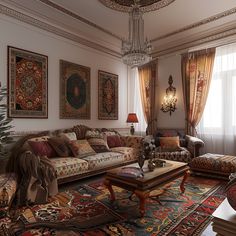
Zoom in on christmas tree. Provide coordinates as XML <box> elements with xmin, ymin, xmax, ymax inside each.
<box><xmin>0</xmin><ymin>83</ymin><xmax>13</xmax><ymax>159</ymax></box>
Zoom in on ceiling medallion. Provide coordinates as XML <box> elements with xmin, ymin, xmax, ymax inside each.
<box><xmin>99</xmin><ymin>0</ymin><xmax>176</xmax><ymax>12</ymax></box>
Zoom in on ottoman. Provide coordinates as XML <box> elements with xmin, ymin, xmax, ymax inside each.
<box><xmin>190</xmin><ymin>153</ymin><xmax>236</xmax><ymax>179</ymax></box>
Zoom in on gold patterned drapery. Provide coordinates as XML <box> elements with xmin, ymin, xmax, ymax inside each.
<box><xmin>181</xmin><ymin>48</ymin><xmax>216</xmax><ymax>136</ymax></box>
<box><xmin>138</xmin><ymin>61</ymin><xmax>157</xmax><ymax>135</ymax></box>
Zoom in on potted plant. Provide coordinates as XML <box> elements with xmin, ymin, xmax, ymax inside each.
<box><xmin>0</xmin><ymin>83</ymin><xmax>13</xmax><ymax>160</ymax></box>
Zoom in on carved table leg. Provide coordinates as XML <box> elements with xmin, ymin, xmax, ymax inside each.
<box><xmin>104</xmin><ymin>179</ymin><xmax>115</xmax><ymax>202</ymax></box>
<box><xmin>180</xmin><ymin>170</ymin><xmax>190</xmax><ymax>193</ymax></box>
<box><xmin>134</xmin><ymin>190</ymin><xmax>149</xmax><ymax>217</ymax></box>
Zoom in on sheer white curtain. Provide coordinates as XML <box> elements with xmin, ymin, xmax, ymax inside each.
<box><xmin>129</xmin><ymin>68</ymin><xmax>147</xmax><ymax>135</ymax></box>
<box><xmin>197</xmin><ymin>43</ymin><xmax>236</xmax><ymax>155</ymax></box>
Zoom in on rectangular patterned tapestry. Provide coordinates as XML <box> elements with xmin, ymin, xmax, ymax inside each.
<box><xmin>60</xmin><ymin>60</ymin><xmax>91</xmax><ymax>119</ymax></box>
<box><xmin>8</xmin><ymin>46</ymin><xmax>48</xmax><ymax>118</ymax></box>
<box><xmin>98</xmin><ymin>70</ymin><xmax>118</xmax><ymax>120</ymax></box>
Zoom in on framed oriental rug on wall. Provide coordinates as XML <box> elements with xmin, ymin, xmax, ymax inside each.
<box><xmin>60</xmin><ymin>60</ymin><xmax>91</xmax><ymax>119</ymax></box>
<box><xmin>8</xmin><ymin>46</ymin><xmax>48</xmax><ymax>118</ymax></box>
<box><xmin>98</xmin><ymin>70</ymin><xmax>118</xmax><ymax>120</ymax></box>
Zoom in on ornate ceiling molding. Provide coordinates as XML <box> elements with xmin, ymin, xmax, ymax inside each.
<box><xmin>39</xmin><ymin>0</ymin><xmax>236</xmax><ymax>45</ymax></box>
<box><xmin>152</xmin><ymin>24</ymin><xmax>236</xmax><ymax>57</ymax></box>
<box><xmin>0</xmin><ymin>3</ymin><xmax>121</xmax><ymax>58</ymax></box>
<box><xmin>151</xmin><ymin>6</ymin><xmax>236</xmax><ymax>42</ymax></box>
<box><xmin>99</xmin><ymin>0</ymin><xmax>176</xmax><ymax>12</ymax></box>
<box><xmin>1</xmin><ymin>1</ymin><xmax>236</xmax><ymax>59</ymax></box>
<box><xmin>39</xmin><ymin>0</ymin><xmax>122</xmax><ymax>40</ymax></box>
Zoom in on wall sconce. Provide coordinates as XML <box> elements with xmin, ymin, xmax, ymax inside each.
<box><xmin>161</xmin><ymin>75</ymin><xmax>177</xmax><ymax>115</ymax></box>
<box><xmin>126</xmin><ymin>113</ymin><xmax>139</xmax><ymax>135</ymax></box>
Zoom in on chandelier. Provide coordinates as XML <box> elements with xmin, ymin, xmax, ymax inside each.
<box><xmin>121</xmin><ymin>0</ymin><xmax>152</xmax><ymax>67</ymax></box>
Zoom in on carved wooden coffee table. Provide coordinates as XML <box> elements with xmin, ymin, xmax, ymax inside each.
<box><xmin>104</xmin><ymin>160</ymin><xmax>190</xmax><ymax>217</ymax></box>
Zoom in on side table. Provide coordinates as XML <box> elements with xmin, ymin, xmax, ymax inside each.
<box><xmin>211</xmin><ymin>198</ymin><xmax>236</xmax><ymax>235</ymax></box>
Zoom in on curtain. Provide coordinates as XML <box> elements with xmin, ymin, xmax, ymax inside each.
<box><xmin>181</xmin><ymin>48</ymin><xmax>215</xmax><ymax>136</ymax></box>
<box><xmin>197</xmin><ymin>43</ymin><xmax>236</xmax><ymax>155</ymax></box>
<box><xmin>129</xmin><ymin>68</ymin><xmax>147</xmax><ymax>134</ymax></box>
<box><xmin>138</xmin><ymin>61</ymin><xmax>157</xmax><ymax>135</ymax></box>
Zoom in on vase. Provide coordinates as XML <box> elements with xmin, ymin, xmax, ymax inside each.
<box><xmin>225</xmin><ymin>173</ymin><xmax>236</xmax><ymax>211</ymax></box>
<box><xmin>147</xmin><ymin>151</ymin><xmax>156</xmax><ymax>171</ymax></box>
<box><xmin>137</xmin><ymin>153</ymin><xmax>145</xmax><ymax>175</ymax></box>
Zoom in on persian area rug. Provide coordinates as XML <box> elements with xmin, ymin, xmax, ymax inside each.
<box><xmin>0</xmin><ymin>176</ymin><xmax>226</xmax><ymax>236</ymax></box>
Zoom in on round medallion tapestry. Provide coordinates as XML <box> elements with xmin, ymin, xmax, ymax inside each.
<box><xmin>66</xmin><ymin>74</ymin><xmax>86</xmax><ymax>109</ymax></box>
<box><xmin>99</xmin><ymin>0</ymin><xmax>176</xmax><ymax>12</ymax></box>
<box><xmin>16</xmin><ymin>59</ymin><xmax>43</xmax><ymax>111</ymax></box>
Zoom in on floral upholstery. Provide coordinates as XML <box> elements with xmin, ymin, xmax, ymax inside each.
<box><xmin>83</xmin><ymin>152</ymin><xmax>124</xmax><ymax>170</ymax></box>
<box><xmin>50</xmin><ymin>157</ymin><xmax>89</xmax><ymax>179</ymax></box>
<box><xmin>15</xmin><ymin>130</ymin><xmax>142</xmax><ymax>184</ymax></box>
<box><xmin>120</xmin><ymin>135</ymin><xmax>143</xmax><ymax>154</ymax></box>
<box><xmin>110</xmin><ymin>147</ymin><xmax>137</xmax><ymax>162</ymax></box>
<box><xmin>190</xmin><ymin>153</ymin><xmax>236</xmax><ymax>177</ymax></box>
<box><xmin>154</xmin><ymin>129</ymin><xmax>204</xmax><ymax>162</ymax></box>
<box><xmin>154</xmin><ymin>147</ymin><xmax>192</xmax><ymax>163</ymax></box>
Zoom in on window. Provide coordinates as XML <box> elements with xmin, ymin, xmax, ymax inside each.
<box><xmin>197</xmin><ymin>43</ymin><xmax>236</xmax><ymax>154</ymax></box>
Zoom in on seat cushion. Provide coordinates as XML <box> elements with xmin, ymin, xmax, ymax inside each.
<box><xmin>155</xmin><ymin>147</ymin><xmax>191</xmax><ymax>163</ymax></box>
<box><xmin>83</xmin><ymin>152</ymin><xmax>124</xmax><ymax>170</ymax></box>
<box><xmin>190</xmin><ymin>153</ymin><xmax>236</xmax><ymax>176</ymax></box>
<box><xmin>51</xmin><ymin>157</ymin><xmax>89</xmax><ymax>179</ymax></box>
<box><xmin>110</xmin><ymin>147</ymin><xmax>136</xmax><ymax>162</ymax></box>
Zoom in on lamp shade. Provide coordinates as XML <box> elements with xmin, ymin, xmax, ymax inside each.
<box><xmin>126</xmin><ymin>113</ymin><xmax>138</xmax><ymax>123</ymax></box>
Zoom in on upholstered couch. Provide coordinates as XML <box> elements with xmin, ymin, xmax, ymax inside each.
<box><xmin>8</xmin><ymin>125</ymin><xmax>143</xmax><ymax>185</ymax></box>
<box><xmin>154</xmin><ymin>129</ymin><xmax>204</xmax><ymax>163</ymax></box>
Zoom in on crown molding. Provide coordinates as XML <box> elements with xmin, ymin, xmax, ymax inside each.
<box><xmin>39</xmin><ymin>0</ymin><xmax>122</xmax><ymax>40</ymax></box>
<box><xmin>1</xmin><ymin>1</ymin><xmax>236</xmax><ymax>59</ymax></box>
<box><xmin>38</xmin><ymin>0</ymin><xmax>236</xmax><ymax>45</ymax></box>
<box><xmin>18</xmin><ymin>0</ymin><xmax>236</xmax><ymax>48</ymax></box>
<box><xmin>152</xmin><ymin>24</ymin><xmax>236</xmax><ymax>57</ymax></box>
<box><xmin>0</xmin><ymin>3</ymin><xmax>121</xmax><ymax>58</ymax></box>
<box><xmin>151</xmin><ymin>7</ymin><xmax>236</xmax><ymax>42</ymax></box>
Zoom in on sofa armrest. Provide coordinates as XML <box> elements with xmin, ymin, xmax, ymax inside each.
<box><xmin>120</xmin><ymin>135</ymin><xmax>144</xmax><ymax>154</ymax></box>
<box><xmin>185</xmin><ymin>135</ymin><xmax>204</xmax><ymax>158</ymax></box>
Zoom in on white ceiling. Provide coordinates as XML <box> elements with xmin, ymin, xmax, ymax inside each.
<box><xmin>1</xmin><ymin>0</ymin><xmax>236</xmax><ymax>57</ymax></box>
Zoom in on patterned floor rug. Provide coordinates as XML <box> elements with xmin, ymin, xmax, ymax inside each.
<box><xmin>0</xmin><ymin>176</ymin><xmax>226</xmax><ymax>236</ymax></box>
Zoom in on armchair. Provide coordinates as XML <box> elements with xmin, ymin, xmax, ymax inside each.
<box><xmin>154</xmin><ymin>129</ymin><xmax>204</xmax><ymax>163</ymax></box>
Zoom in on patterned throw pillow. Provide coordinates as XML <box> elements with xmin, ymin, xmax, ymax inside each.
<box><xmin>59</xmin><ymin>132</ymin><xmax>77</xmax><ymax>141</ymax></box>
<box><xmin>68</xmin><ymin>140</ymin><xmax>96</xmax><ymax>158</ymax></box>
<box><xmin>107</xmin><ymin>135</ymin><xmax>123</xmax><ymax>148</ymax></box>
<box><xmin>28</xmin><ymin>141</ymin><xmax>57</xmax><ymax>158</ymax></box>
<box><xmin>72</xmin><ymin>125</ymin><xmax>90</xmax><ymax>140</ymax></box>
<box><xmin>85</xmin><ymin>130</ymin><xmax>110</xmax><ymax>153</ymax></box>
<box><xmin>48</xmin><ymin>137</ymin><xmax>71</xmax><ymax>157</ymax></box>
<box><xmin>159</xmin><ymin>136</ymin><xmax>181</xmax><ymax>152</ymax></box>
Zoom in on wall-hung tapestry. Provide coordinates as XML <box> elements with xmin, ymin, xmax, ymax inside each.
<box><xmin>8</xmin><ymin>46</ymin><xmax>48</xmax><ymax>118</ymax></box>
<box><xmin>60</xmin><ymin>60</ymin><xmax>90</xmax><ymax>119</ymax></box>
<box><xmin>98</xmin><ymin>70</ymin><xmax>118</xmax><ymax>120</ymax></box>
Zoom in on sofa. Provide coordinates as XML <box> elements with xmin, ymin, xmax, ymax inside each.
<box><xmin>154</xmin><ymin>129</ymin><xmax>204</xmax><ymax>163</ymax></box>
<box><xmin>8</xmin><ymin>125</ymin><xmax>144</xmax><ymax>185</ymax></box>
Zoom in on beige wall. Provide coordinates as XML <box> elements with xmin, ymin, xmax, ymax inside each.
<box><xmin>157</xmin><ymin>54</ymin><xmax>185</xmax><ymax>129</ymax></box>
<box><xmin>0</xmin><ymin>15</ymin><xmax>129</xmax><ymax>132</ymax></box>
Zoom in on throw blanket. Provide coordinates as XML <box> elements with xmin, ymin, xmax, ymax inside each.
<box><xmin>6</xmin><ymin>133</ymin><xmax>58</xmax><ymax>206</ymax></box>
<box><xmin>15</xmin><ymin>150</ymin><xmax>58</xmax><ymax>206</ymax></box>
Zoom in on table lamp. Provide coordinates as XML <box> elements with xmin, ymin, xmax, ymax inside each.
<box><xmin>126</xmin><ymin>113</ymin><xmax>139</xmax><ymax>135</ymax></box>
